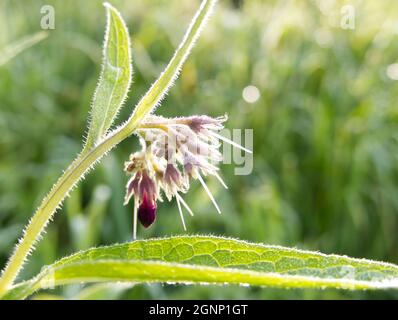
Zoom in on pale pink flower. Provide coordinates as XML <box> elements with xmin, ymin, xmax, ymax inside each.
<box><xmin>124</xmin><ymin>114</ymin><xmax>251</xmax><ymax>238</ymax></box>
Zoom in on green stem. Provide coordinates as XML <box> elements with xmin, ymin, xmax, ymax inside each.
<box><xmin>0</xmin><ymin>125</ymin><xmax>131</xmax><ymax>296</ymax></box>
<box><xmin>0</xmin><ymin>0</ymin><xmax>216</xmax><ymax>297</ymax></box>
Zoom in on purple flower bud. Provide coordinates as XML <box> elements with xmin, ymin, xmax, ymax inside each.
<box><xmin>183</xmin><ymin>162</ymin><xmax>193</xmax><ymax>176</ymax></box>
<box><xmin>163</xmin><ymin>163</ymin><xmax>184</xmax><ymax>199</ymax></box>
<box><xmin>125</xmin><ymin>161</ymin><xmax>136</xmax><ymax>172</ymax></box>
<box><xmin>186</xmin><ymin>115</ymin><xmax>227</xmax><ymax>133</ymax></box>
<box><xmin>138</xmin><ymin>193</ymin><xmax>157</xmax><ymax>228</ymax></box>
<box><xmin>164</xmin><ymin>164</ymin><xmax>181</xmax><ymax>186</ymax></box>
<box><xmin>139</xmin><ymin>171</ymin><xmax>157</xmax><ymax>202</ymax></box>
<box><xmin>124</xmin><ymin>171</ymin><xmax>141</xmax><ymax>205</ymax></box>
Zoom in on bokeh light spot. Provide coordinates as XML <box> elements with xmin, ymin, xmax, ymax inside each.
<box><xmin>242</xmin><ymin>85</ymin><xmax>260</xmax><ymax>103</ymax></box>
<box><xmin>386</xmin><ymin>63</ymin><xmax>398</xmax><ymax>80</ymax></box>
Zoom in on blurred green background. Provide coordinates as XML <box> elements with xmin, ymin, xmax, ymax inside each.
<box><xmin>1</xmin><ymin>0</ymin><xmax>398</xmax><ymax>299</ymax></box>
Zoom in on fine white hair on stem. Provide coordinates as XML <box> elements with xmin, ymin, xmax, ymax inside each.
<box><xmin>207</xmin><ymin>130</ymin><xmax>252</xmax><ymax>154</ymax></box>
<box><xmin>214</xmin><ymin>171</ymin><xmax>228</xmax><ymax>189</ymax></box>
<box><xmin>0</xmin><ymin>147</ymin><xmax>109</xmax><ymax>291</ymax></box>
<box><xmin>197</xmin><ymin>173</ymin><xmax>221</xmax><ymax>214</ymax></box>
<box><xmin>176</xmin><ymin>193</ymin><xmax>194</xmax><ymax>217</ymax></box>
<box><xmin>176</xmin><ymin>195</ymin><xmax>187</xmax><ymax>231</ymax></box>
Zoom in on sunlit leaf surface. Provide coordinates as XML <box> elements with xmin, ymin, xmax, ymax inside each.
<box><xmin>5</xmin><ymin>236</ymin><xmax>398</xmax><ymax>299</ymax></box>
<box><xmin>84</xmin><ymin>3</ymin><xmax>132</xmax><ymax>149</ymax></box>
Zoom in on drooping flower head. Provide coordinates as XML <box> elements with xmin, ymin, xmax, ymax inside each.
<box><xmin>124</xmin><ymin>152</ymin><xmax>160</xmax><ymax>234</ymax></box>
<box><xmin>124</xmin><ymin>114</ymin><xmax>252</xmax><ymax>238</ymax></box>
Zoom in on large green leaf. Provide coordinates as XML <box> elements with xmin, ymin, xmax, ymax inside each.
<box><xmin>4</xmin><ymin>236</ymin><xmax>398</xmax><ymax>299</ymax></box>
<box><xmin>84</xmin><ymin>2</ymin><xmax>132</xmax><ymax>150</ymax></box>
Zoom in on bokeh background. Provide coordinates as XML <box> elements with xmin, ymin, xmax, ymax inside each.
<box><xmin>1</xmin><ymin>0</ymin><xmax>398</xmax><ymax>299</ymax></box>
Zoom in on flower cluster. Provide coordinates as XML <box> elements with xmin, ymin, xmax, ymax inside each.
<box><xmin>124</xmin><ymin>114</ymin><xmax>251</xmax><ymax>238</ymax></box>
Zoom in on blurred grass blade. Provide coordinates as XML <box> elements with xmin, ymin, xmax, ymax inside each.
<box><xmin>5</xmin><ymin>236</ymin><xmax>398</xmax><ymax>299</ymax></box>
<box><xmin>0</xmin><ymin>31</ymin><xmax>48</xmax><ymax>66</ymax></box>
<box><xmin>84</xmin><ymin>2</ymin><xmax>132</xmax><ymax>150</ymax></box>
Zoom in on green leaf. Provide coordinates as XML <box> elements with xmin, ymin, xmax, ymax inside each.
<box><xmin>0</xmin><ymin>31</ymin><xmax>48</xmax><ymax>66</ymax></box>
<box><xmin>5</xmin><ymin>236</ymin><xmax>398</xmax><ymax>299</ymax></box>
<box><xmin>84</xmin><ymin>2</ymin><xmax>132</xmax><ymax>150</ymax></box>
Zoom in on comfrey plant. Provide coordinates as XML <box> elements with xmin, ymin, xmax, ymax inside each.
<box><xmin>124</xmin><ymin>114</ymin><xmax>250</xmax><ymax>237</ymax></box>
<box><xmin>1</xmin><ymin>0</ymin><xmax>398</xmax><ymax>300</ymax></box>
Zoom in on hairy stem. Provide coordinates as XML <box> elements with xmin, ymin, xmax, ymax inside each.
<box><xmin>0</xmin><ymin>0</ymin><xmax>216</xmax><ymax>297</ymax></box>
<box><xmin>0</xmin><ymin>126</ymin><xmax>130</xmax><ymax>296</ymax></box>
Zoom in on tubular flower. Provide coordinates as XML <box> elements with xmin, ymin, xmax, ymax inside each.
<box><xmin>124</xmin><ymin>114</ymin><xmax>252</xmax><ymax>238</ymax></box>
